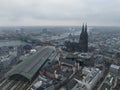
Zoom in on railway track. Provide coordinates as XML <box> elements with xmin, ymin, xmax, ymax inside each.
<box><xmin>5</xmin><ymin>80</ymin><xmax>17</xmax><ymax>90</ymax></box>
<box><xmin>0</xmin><ymin>79</ymin><xmax>6</xmax><ymax>86</ymax></box>
<box><xmin>0</xmin><ymin>79</ymin><xmax>10</xmax><ymax>89</ymax></box>
<box><xmin>20</xmin><ymin>82</ymin><xmax>29</xmax><ymax>90</ymax></box>
<box><xmin>14</xmin><ymin>81</ymin><xmax>26</xmax><ymax>90</ymax></box>
<box><xmin>0</xmin><ymin>78</ymin><xmax>5</xmax><ymax>84</ymax></box>
<box><xmin>0</xmin><ymin>77</ymin><xmax>35</xmax><ymax>90</ymax></box>
<box><xmin>10</xmin><ymin>81</ymin><xmax>22</xmax><ymax>90</ymax></box>
<box><xmin>22</xmin><ymin>82</ymin><xmax>31</xmax><ymax>90</ymax></box>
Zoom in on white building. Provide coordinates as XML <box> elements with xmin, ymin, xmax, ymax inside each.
<box><xmin>72</xmin><ymin>67</ymin><xmax>103</xmax><ymax>90</ymax></box>
<box><xmin>0</xmin><ymin>56</ymin><xmax>14</xmax><ymax>69</ymax></box>
<box><xmin>78</xmin><ymin>53</ymin><xmax>92</xmax><ymax>60</ymax></box>
<box><xmin>109</xmin><ymin>64</ymin><xmax>120</xmax><ymax>75</ymax></box>
<box><xmin>31</xmin><ymin>81</ymin><xmax>42</xmax><ymax>90</ymax></box>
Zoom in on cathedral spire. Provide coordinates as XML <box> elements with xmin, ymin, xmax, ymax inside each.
<box><xmin>84</xmin><ymin>23</ymin><xmax>88</xmax><ymax>38</ymax></box>
<box><xmin>85</xmin><ymin>23</ymin><xmax>87</xmax><ymax>32</ymax></box>
<box><xmin>84</xmin><ymin>23</ymin><xmax>88</xmax><ymax>52</ymax></box>
<box><xmin>82</xmin><ymin>23</ymin><xmax>84</xmax><ymax>33</ymax></box>
<box><xmin>79</xmin><ymin>23</ymin><xmax>84</xmax><ymax>43</ymax></box>
<box><xmin>80</xmin><ymin>23</ymin><xmax>85</xmax><ymax>37</ymax></box>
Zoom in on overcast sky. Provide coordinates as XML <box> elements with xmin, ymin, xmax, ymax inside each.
<box><xmin>0</xmin><ymin>0</ymin><xmax>120</xmax><ymax>26</ymax></box>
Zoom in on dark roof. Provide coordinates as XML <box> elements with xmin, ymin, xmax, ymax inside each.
<box><xmin>60</xmin><ymin>58</ymin><xmax>76</xmax><ymax>65</ymax></box>
<box><xmin>6</xmin><ymin>47</ymin><xmax>55</xmax><ymax>80</ymax></box>
<box><xmin>41</xmin><ymin>60</ymin><xmax>73</xmax><ymax>77</ymax></box>
<box><xmin>41</xmin><ymin>61</ymin><xmax>59</xmax><ymax>73</ymax></box>
<box><xmin>65</xmin><ymin>79</ymin><xmax>77</xmax><ymax>90</ymax></box>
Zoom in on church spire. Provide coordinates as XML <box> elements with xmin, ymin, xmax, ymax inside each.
<box><xmin>82</xmin><ymin>23</ymin><xmax>84</xmax><ymax>33</ymax></box>
<box><xmin>85</xmin><ymin>23</ymin><xmax>87</xmax><ymax>32</ymax></box>
<box><xmin>84</xmin><ymin>23</ymin><xmax>88</xmax><ymax>52</ymax></box>
<box><xmin>79</xmin><ymin>23</ymin><xmax>84</xmax><ymax>43</ymax></box>
<box><xmin>84</xmin><ymin>23</ymin><xmax>88</xmax><ymax>38</ymax></box>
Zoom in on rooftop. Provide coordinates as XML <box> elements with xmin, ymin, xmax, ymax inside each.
<box><xmin>6</xmin><ymin>46</ymin><xmax>55</xmax><ymax>80</ymax></box>
<box><xmin>110</xmin><ymin>64</ymin><xmax>120</xmax><ymax>70</ymax></box>
<box><xmin>84</xmin><ymin>68</ymin><xmax>99</xmax><ymax>83</ymax></box>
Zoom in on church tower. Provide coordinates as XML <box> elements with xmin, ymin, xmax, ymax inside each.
<box><xmin>79</xmin><ymin>23</ymin><xmax>88</xmax><ymax>52</ymax></box>
<box><xmin>84</xmin><ymin>23</ymin><xmax>88</xmax><ymax>52</ymax></box>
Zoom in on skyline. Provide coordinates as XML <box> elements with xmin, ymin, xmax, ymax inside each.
<box><xmin>0</xmin><ymin>0</ymin><xmax>120</xmax><ymax>26</ymax></box>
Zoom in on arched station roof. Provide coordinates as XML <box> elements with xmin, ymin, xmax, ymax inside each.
<box><xmin>6</xmin><ymin>47</ymin><xmax>55</xmax><ymax>80</ymax></box>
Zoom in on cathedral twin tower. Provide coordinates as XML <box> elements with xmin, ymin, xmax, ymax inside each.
<box><xmin>65</xmin><ymin>23</ymin><xmax>88</xmax><ymax>52</ymax></box>
<box><xmin>79</xmin><ymin>24</ymin><xmax>88</xmax><ymax>52</ymax></box>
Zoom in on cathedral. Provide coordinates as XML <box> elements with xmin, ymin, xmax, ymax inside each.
<box><xmin>64</xmin><ymin>24</ymin><xmax>88</xmax><ymax>52</ymax></box>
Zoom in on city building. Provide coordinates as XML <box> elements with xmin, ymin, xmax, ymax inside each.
<box><xmin>38</xmin><ymin>57</ymin><xmax>82</xmax><ymax>90</ymax></box>
<box><xmin>72</xmin><ymin>67</ymin><xmax>103</xmax><ymax>90</ymax></box>
<box><xmin>78</xmin><ymin>53</ymin><xmax>92</xmax><ymax>60</ymax></box>
<box><xmin>109</xmin><ymin>64</ymin><xmax>120</xmax><ymax>75</ymax></box>
<box><xmin>94</xmin><ymin>55</ymin><xmax>105</xmax><ymax>67</ymax></box>
<box><xmin>99</xmin><ymin>73</ymin><xmax>118</xmax><ymax>90</ymax></box>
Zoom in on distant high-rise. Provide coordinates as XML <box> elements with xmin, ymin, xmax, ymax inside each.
<box><xmin>79</xmin><ymin>23</ymin><xmax>88</xmax><ymax>52</ymax></box>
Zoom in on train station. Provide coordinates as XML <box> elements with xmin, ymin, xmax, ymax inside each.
<box><xmin>6</xmin><ymin>47</ymin><xmax>55</xmax><ymax>81</ymax></box>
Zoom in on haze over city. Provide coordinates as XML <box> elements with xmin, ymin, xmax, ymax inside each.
<box><xmin>0</xmin><ymin>0</ymin><xmax>120</xmax><ymax>90</ymax></box>
<box><xmin>0</xmin><ymin>0</ymin><xmax>120</xmax><ymax>26</ymax></box>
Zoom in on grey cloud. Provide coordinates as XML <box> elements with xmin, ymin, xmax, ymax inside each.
<box><xmin>0</xmin><ymin>0</ymin><xmax>120</xmax><ymax>26</ymax></box>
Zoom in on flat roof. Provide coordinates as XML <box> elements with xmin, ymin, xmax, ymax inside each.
<box><xmin>110</xmin><ymin>64</ymin><xmax>120</xmax><ymax>70</ymax></box>
<box><xmin>6</xmin><ymin>47</ymin><xmax>54</xmax><ymax>80</ymax></box>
